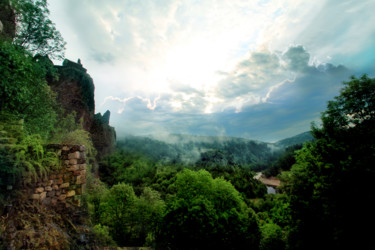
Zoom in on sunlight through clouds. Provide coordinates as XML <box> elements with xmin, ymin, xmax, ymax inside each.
<box><xmin>48</xmin><ymin>0</ymin><xmax>375</xmax><ymax>141</ymax></box>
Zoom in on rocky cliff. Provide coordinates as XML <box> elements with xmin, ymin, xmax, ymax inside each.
<box><xmin>91</xmin><ymin>111</ymin><xmax>116</xmax><ymax>157</ymax></box>
<box><xmin>48</xmin><ymin>59</ymin><xmax>116</xmax><ymax>158</ymax></box>
<box><xmin>0</xmin><ymin>0</ymin><xmax>15</xmax><ymax>40</ymax></box>
<box><xmin>50</xmin><ymin>59</ymin><xmax>95</xmax><ymax>131</ymax></box>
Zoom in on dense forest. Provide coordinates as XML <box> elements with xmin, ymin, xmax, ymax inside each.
<box><xmin>1</xmin><ymin>0</ymin><xmax>375</xmax><ymax>249</ymax></box>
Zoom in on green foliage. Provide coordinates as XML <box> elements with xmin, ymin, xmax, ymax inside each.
<box><xmin>90</xmin><ymin>183</ymin><xmax>165</xmax><ymax>246</ymax></box>
<box><xmin>48</xmin><ymin>112</ymin><xmax>79</xmax><ymax>142</ymax></box>
<box><xmin>131</xmin><ymin>187</ymin><xmax>165</xmax><ymax>246</ymax></box>
<box><xmin>202</xmin><ymin>165</ymin><xmax>267</xmax><ymax>201</ymax></box>
<box><xmin>196</xmin><ymin>140</ymin><xmax>275</xmax><ymax>170</ymax></box>
<box><xmin>33</xmin><ymin>54</ymin><xmax>59</xmax><ymax>81</ymax></box>
<box><xmin>11</xmin><ymin>0</ymin><xmax>66</xmax><ymax>59</ymax></box>
<box><xmin>150</xmin><ymin>165</ymin><xmax>180</xmax><ymax>199</ymax></box>
<box><xmin>92</xmin><ymin>224</ymin><xmax>116</xmax><ymax>247</ymax></box>
<box><xmin>0</xmin><ymin>114</ymin><xmax>59</xmax><ymax>190</ymax></box>
<box><xmin>275</xmin><ymin>131</ymin><xmax>313</xmax><ymax>148</ymax></box>
<box><xmin>259</xmin><ymin>223</ymin><xmax>285</xmax><ymax>250</ymax></box>
<box><xmin>99</xmin><ymin>151</ymin><xmax>156</xmax><ymax>191</ymax></box>
<box><xmin>58</xmin><ymin>129</ymin><xmax>96</xmax><ymax>156</ymax></box>
<box><xmin>250</xmin><ymin>194</ymin><xmax>291</xmax><ymax>250</ymax></box>
<box><xmin>0</xmin><ymin>148</ymin><xmax>20</xmax><ymax>193</ymax></box>
<box><xmin>117</xmin><ymin>136</ymin><xmax>183</xmax><ymax>164</ymax></box>
<box><xmin>263</xmin><ymin>144</ymin><xmax>303</xmax><ymax>177</ymax></box>
<box><xmin>10</xmin><ymin>134</ymin><xmax>59</xmax><ymax>184</ymax></box>
<box><xmin>0</xmin><ymin>112</ymin><xmax>23</xmax><ymax>141</ymax></box>
<box><xmin>157</xmin><ymin>169</ymin><xmax>260</xmax><ymax>249</ymax></box>
<box><xmin>58</xmin><ymin>66</ymin><xmax>95</xmax><ymax>112</ymax></box>
<box><xmin>86</xmin><ymin>178</ymin><xmax>108</xmax><ymax>225</ymax></box>
<box><xmin>97</xmin><ymin>149</ymin><xmax>270</xmax><ymax>247</ymax></box>
<box><xmin>0</xmin><ymin>40</ymin><xmax>58</xmax><ymax>138</ymax></box>
<box><xmin>284</xmin><ymin>75</ymin><xmax>375</xmax><ymax>250</ymax></box>
<box><xmin>49</xmin><ymin>115</ymin><xmax>97</xmax><ymax>170</ymax></box>
<box><xmin>117</xmin><ymin>135</ymin><xmax>278</xmax><ymax>170</ymax></box>
<box><xmin>252</xmin><ymin>194</ymin><xmax>292</xmax><ymax>228</ymax></box>
<box><xmin>100</xmin><ymin>183</ymin><xmax>136</xmax><ymax>245</ymax></box>
<box><xmin>319</xmin><ymin>74</ymin><xmax>375</xmax><ymax>134</ymax></box>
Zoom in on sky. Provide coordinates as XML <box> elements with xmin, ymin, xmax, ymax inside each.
<box><xmin>48</xmin><ymin>0</ymin><xmax>375</xmax><ymax>142</ymax></box>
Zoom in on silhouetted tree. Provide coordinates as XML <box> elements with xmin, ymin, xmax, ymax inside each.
<box><xmin>284</xmin><ymin>75</ymin><xmax>375</xmax><ymax>250</ymax></box>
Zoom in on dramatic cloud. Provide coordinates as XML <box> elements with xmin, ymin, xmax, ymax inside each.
<box><xmin>109</xmin><ymin>46</ymin><xmax>351</xmax><ymax>141</ymax></box>
<box><xmin>48</xmin><ymin>0</ymin><xmax>375</xmax><ymax>141</ymax></box>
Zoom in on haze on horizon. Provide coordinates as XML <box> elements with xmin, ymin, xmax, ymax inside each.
<box><xmin>49</xmin><ymin>0</ymin><xmax>375</xmax><ymax>142</ymax></box>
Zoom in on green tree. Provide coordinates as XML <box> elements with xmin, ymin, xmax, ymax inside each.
<box><xmin>130</xmin><ymin>187</ymin><xmax>165</xmax><ymax>246</ymax></box>
<box><xmin>11</xmin><ymin>0</ymin><xmax>66</xmax><ymax>59</ymax></box>
<box><xmin>151</xmin><ymin>165</ymin><xmax>180</xmax><ymax>199</ymax></box>
<box><xmin>99</xmin><ymin>151</ymin><xmax>156</xmax><ymax>191</ymax></box>
<box><xmin>92</xmin><ymin>183</ymin><xmax>165</xmax><ymax>246</ymax></box>
<box><xmin>284</xmin><ymin>75</ymin><xmax>375</xmax><ymax>250</ymax></box>
<box><xmin>100</xmin><ymin>183</ymin><xmax>136</xmax><ymax>245</ymax></box>
<box><xmin>259</xmin><ymin>223</ymin><xmax>285</xmax><ymax>250</ymax></box>
<box><xmin>157</xmin><ymin>169</ymin><xmax>260</xmax><ymax>249</ymax></box>
<box><xmin>264</xmin><ymin>144</ymin><xmax>303</xmax><ymax>177</ymax></box>
<box><xmin>92</xmin><ymin>224</ymin><xmax>116</xmax><ymax>247</ymax></box>
<box><xmin>209</xmin><ymin>166</ymin><xmax>267</xmax><ymax>201</ymax></box>
<box><xmin>86</xmin><ymin>178</ymin><xmax>108</xmax><ymax>225</ymax></box>
<box><xmin>0</xmin><ymin>40</ymin><xmax>58</xmax><ymax>138</ymax></box>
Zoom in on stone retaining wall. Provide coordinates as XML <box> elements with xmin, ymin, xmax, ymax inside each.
<box><xmin>29</xmin><ymin>145</ymin><xmax>87</xmax><ymax>208</ymax></box>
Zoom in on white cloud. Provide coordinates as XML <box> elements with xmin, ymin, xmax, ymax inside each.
<box><xmin>49</xmin><ymin>0</ymin><xmax>300</xmax><ymax>108</ymax></box>
<box><xmin>261</xmin><ymin>0</ymin><xmax>375</xmax><ymax>67</ymax></box>
<box><xmin>48</xmin><ymin>0</ymin><xmax>375</xmax><ymax>140</ymax></box>
<box><xmin>103</xmin><ymin>95</ymin><xmax>161</xmax><ymax>114</ymax></box>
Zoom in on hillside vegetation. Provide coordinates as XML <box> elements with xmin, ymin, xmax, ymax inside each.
<box><xmin>1</xmin><ymin>1</ymin><xmax>375</xmax><ymax>249</ymax></box>
<box><xmin>95</xmin><ymin>75</ymin><xmax>375</xmax><ymax>249</ymax></box>
<box><xmin>117</xmin><ymin>134</ymin><xmax>282</xmax><ymax>169</ymax></box>
<box><xmin>0</xmin><ymin>0</ymin><xmax>97</xmax><ymax>248</ymax></box>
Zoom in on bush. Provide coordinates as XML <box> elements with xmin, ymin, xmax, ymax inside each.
<box><xmin>0</xmin><ymin>40</ymin><xmax>58</xmax><ymax>139</ymax></box>
<box><xmin>92</xmin><ymin>224</ymin><xmax>116</xmax><ymax>247</ymax></box>
<box><xmin>157</xmin><ymin>169</ymin><xmax>260</xmax><ymax>249</ymax></box>
<box><xmin>260</xmin><ymin>223</ymin><xmax>285</xmax><ymax>250</ymax></box>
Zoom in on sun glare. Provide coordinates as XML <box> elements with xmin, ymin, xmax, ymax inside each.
<box><xmin>163</xmin><ymin>39</ymin><xmax>225</xmax><ymax>91</ymax></box>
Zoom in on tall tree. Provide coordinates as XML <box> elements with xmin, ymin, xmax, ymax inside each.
<box><xmin>11</xmin><ymin>0</ymin><xmax>66</xmax><ymax>59</ymax></box>
<box><xmin>284</xmin><ymin>75</ymin><xmax>375</xmax><ymax>250</ymax></box>
<box><xmin>157</xmin><ymin>169</ymin><xmax>260</xmax><ymax>249</ymax></box>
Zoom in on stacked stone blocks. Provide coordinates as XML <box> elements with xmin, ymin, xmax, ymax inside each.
<box><xmin>29</xmin><ymin>145</ymin><xmax>87</xmax><ymax>208</ymax></box>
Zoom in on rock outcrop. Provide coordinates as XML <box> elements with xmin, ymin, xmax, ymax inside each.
<box><xmin>0</xmin><ymin>0</ymin><xmax>16</xmax><ymax>40</ymax></box>
<box><xmin>91</xmin><ymin>111</ymin><xmax>116</xmax><ymax>157</ymax></box>
<box><xmin>50</xmin><ymin>59</ymin><xmax>95</xmax><ymax>131</ymax></box>
<box><xmin>48</xmin><ymin>59</ymin><xmax>116</xmax><ymax>157</ymax></box>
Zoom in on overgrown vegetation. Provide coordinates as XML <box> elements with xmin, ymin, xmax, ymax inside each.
<box><xmin>89</xmin><ymin>75</ymin><xmax>375</xmax><ymax>249</ymax></box>
<box><xmin>0</xmin><ymin>40</ymin><xmax>58</xmax><ymax>138</ymax></box>
<box><xmin>0</xmin><ymin>1</ymin><xmax>98</xmax><ymax>248</ymax></box>
<box><xmin>117</xmin><ymin>134</ymin><xmax>281</xmax><ymax>171</ymax></box>
<box><xmin>281</xmin><ymin>75</ymin><xmax>375</xmax><ymax>250</ymax></box>
<box><xmin>91</xmin><ymin>155</ymin><xmax>267</xmax><ymax>248</ymax></box>
<box><xmin>57</xmin><ymin>64</ymin><xmax>95</xmax><ymax>112</ymax></box>
<box><xmin>1</xmin><ymin>0</ymin><xmax>374</xmax><ymax>248</ymax></box>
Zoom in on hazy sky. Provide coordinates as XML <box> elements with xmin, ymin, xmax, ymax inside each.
<box><xmin>48</xmin><ymin>0</ymin><xmax>375</xmax><ymax>142</ymax></box>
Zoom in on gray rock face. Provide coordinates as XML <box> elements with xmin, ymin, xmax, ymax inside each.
<box><xmin>48</xmin><ymin>60</ymin><xmax>116</xmax><ymax>158</ymax></box>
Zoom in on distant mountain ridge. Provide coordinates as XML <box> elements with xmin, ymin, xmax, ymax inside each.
<box><xmin>116</xmin><ymin>132</ymin><xmax>314</xmax><ymax>170</ymax></box>
<box><xmin>274</xmin><ymin>131</ymin><xmax>313</xmax><ymax>148</ymax></box>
